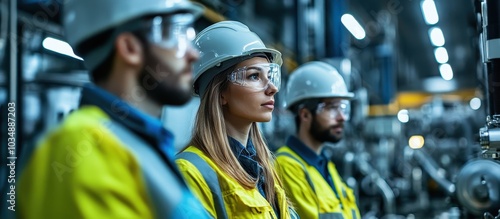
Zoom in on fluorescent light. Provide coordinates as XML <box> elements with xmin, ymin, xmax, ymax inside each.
<box><xmin>42</xmin><ymin>37</ymin><xmax>83</xmax><ymax>60</ymax></box>
<box><xmin>397</xmin><ymin>109</ymin><xmax>409</xmax><ymax>123</ymax></box>
<box><xmin>429</xmin><ymin>27</ymin><xmax>445</xmax><ymax>46</ymax></box>
<box><xmin>469</xmin><ymin>97</ymin><xmax>481</xmax><ymax>110</ymax></box>
<box><xmin>341</xmin><ymin>14</ymin><xmax>366</xmax><ymax>40</ymax></box>
<box><xmin>434</xmin><ymin>47</ymin><xmax>449</xmax><ymax>63</ymax></box>
<box><xmin>421</xmin><ymin>0</ymin><xmax>439</xmax><ymax>25</ymax></box>
<box><xmin>439</xmin><ymin>64</ymin><xmax>453</xmax><ymax>80</ymax></box>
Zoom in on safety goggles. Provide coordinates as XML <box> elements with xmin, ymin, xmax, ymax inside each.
<box><xmin>316</xmin><ymin>100</ymin><xmax>351</xmax><ymax>120</ymax></box>
<box><xmin>227</xmin><ymin>63</ymin><xmax>281</xmax><ymax>91</ymax></box>
<box><xmin>145</xmin><ymin>13</ymin><xmax>196</xmax><ymax>58</ymax></box>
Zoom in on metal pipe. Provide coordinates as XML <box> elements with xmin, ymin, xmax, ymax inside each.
<box><xmin>375</xmin><ymin>176</ymin><xmax>396</xmax><ymax>214</ymax></box>
<box><xmin>2</xmin><ymin>1</ymin><xmax>17</xmax><ymax>218</ymax></box>
<box><xmin>314</xmin><ymin>0</ymin><xmax>325</xmax><ymax>59</ymax></box>
<box><xmin>8</xmin><ymin>0</ymin><xmax>16</xmax><ymax>103</ymax></box>
<box><xmin>355</xmin><ymin>155</ymin><xmax>396</xmax><ymax>214</ymax></box>
<box><xmin>325</xmin><ymin>0</ymin><xmax>346</xmax><ymax>58</ymax></box>
<box><xmin>413</xmin><ymin>150</ymin><xmax>456</xmax><ymax>195</ymax></box>
<box><xmin>0</xmin><ymin>1</ymin><xmax>7</xmax><ymax>64</ymax></box>
<box><xmin>295</xmin><ymin>0</ymin><xmax>307</xmax><ymax>63</ymax></box>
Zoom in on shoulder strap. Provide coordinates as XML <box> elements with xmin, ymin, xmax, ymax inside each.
<box><xmin>105</xmin><ymin>120</ymin><xmax>187</xmax><ymax>218</ymax></box>
<box><xmin>176</xmin><ymin>152</ymin><xmax>228</xmax><ymax>219</ymax></box>
<box><xmin>276</xmin><ymin>151</ymin><xmax>316</xmax><ymax>193</ymax></box>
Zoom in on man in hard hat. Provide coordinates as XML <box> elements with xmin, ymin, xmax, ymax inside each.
<box><xmin>276</xmin><ymin>61</ymin><xmax>361</xmax><ymax>219</ymax></box>
<box><xmin>17</xmin><ymin>0</ymin><xmax>210</xmax><ymax>218</ymax></box>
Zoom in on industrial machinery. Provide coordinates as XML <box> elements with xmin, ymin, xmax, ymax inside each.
<box><xmin>336</xmin><ymin>1</ymin><xmax>500</xmax><ymax>218</ymax></box>
<box><xmin>463</xmin><ymin>0</ymin><xmax>500</xmax><ymax>218</ymax></box>
<box><xmin>1</xmin><ymin>0</ymin><xmax>499</xmax><ymax>219</ymax></box>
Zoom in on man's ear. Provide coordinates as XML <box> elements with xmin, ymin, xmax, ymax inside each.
<box><xmin>115</xmin><ymin>32</ymin><xmax>143</xmax><ymax>66</ymax></box>
<box><xmin>299</xmin><ymin>108</ymin><xmax>312</xmax><ymax>123</ymax></box>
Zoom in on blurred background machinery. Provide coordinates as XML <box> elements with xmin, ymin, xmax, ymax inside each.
<box><xmin>1</xmin><ymin>0</ymin><xmax>500</xmax><ymax>218</ymax></box>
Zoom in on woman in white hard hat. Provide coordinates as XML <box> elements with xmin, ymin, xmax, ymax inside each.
<box><xmin>176</xmin><ymin>21</ymin><xmax>298</xmax><ymax>219</ymax></box>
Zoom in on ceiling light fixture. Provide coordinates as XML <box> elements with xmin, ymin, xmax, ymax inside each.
<box><xmin>42</xmin><ymin>37</ymin><xmax>83</xmax><ymax>60</ymax></box>
<box><xmin>439</xmin><ymin>64</ymin><xmax>453</xmax><ymax>80</ymax></box>
<box><xmin>421</xmin><ymin>0</ymin><xmax>439</xmax><ymax>25</ymax></box>
<box><xmin>341</xmin><ymin>14</ymin><xmax>366</xmax><ymax>40</ymax></box>
<box><xmin>429</xmin><ymin>27</ymin><xmax>445</xmax><ymax>46</ymax></box>
<box><xmin>434</xmin><ymin>47</ymin><xmax>449</xmax><ymax>64</ymax></box>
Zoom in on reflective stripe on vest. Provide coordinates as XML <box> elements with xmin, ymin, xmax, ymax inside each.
<box><xmin>276</xmin><ymin>151</ymin><xmax>316</xmax><ymax>193</ymax></box>
<box><xmin>290</xmin><ymin>208</ymin><xmax>300</xmax><ymax>219</ymax></box>
<box><xmin>277</xmin><ymin>151</ymin><xmax>345</xmax><ymax>219</ymax></box>
<box><xmin>176</xmin><ymin>151</ymin><xmax>229</xmax><ymax>219</ymax></box>
<box><xmin>319</xmin><ymin>213</ymin><xmax>345</xmax><ymax>219</ymax></box>
<box><xmin>342</xmin><ymin>189</ymin><xmax>358</xmax><ymax>219</ymax></box>
<box><xmin>106</xmin><ymin>120</ymin><xmax>185</xmax><ymax>218</ymax></box>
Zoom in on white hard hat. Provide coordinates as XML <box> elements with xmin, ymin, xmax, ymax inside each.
<box><xmin>63</xmin><ymin>0</ymin><xmax>203</xmax><ymax>70</ymax></box>
<box><xmin>192</xmin><ymin>21</ymin><xmax>282</xmax><ymax>97</ymax></box>
<box><xmin>285</xmin><ymin>61</ymin><xmax>354</xmax><ymax>110</ymax></box>
<box><xmin>64</xmin><ymin>0</ymin><xmax>203</xmax><ymax>49</ymax></box>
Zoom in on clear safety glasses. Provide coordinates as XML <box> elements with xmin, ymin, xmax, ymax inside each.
<box><xmin>146</xmin><ymin>13</ymin><xmax>196</xmax><ymax>58</ymax></box>
<box><xmin>316</xmin><ymin>100</ymin><xmax>351</xmax><ymax>120</ymax></box>
<box><xmin>227</xmin><ymin>63</ymin><xmax>281</xmax><ymax>91</ymax></box>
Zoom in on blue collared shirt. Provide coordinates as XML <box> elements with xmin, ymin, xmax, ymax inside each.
<box><xmin>228</xmin><ymin>137</ymin><xmax>280</xmax><ymax>217</ymax></box>
<box><xmin>228</xmin><ymin>137</ymin><xmax>266</xmax><ymax>197</ymax></box>
<box><xmin>286</xmin><ymin>136</ymin><xmax>337</xmax><ymax>192</ymax></box>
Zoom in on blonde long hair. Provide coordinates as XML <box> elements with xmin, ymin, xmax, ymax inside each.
<box><xmin>187</xmin><ymin>67</ymin><xmax>283</xmax><ymax>207</ymax></box>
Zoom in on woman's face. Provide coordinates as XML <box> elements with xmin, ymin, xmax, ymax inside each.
<box><xmin>221</xmin><ymin>57</ymin><xmax>279</xmax><ymax>123</ymax></box>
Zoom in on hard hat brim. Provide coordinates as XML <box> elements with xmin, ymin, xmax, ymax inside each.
<box><xmin>65</xmin><ymin>1</ymin><xmax>205</xmax><ymax>49</ymax></box>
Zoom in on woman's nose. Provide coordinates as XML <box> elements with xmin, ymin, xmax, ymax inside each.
<box><xmin>265</xmin><ymin>82</ymin><xmax>278</xmax><ymax>95</ymax></box>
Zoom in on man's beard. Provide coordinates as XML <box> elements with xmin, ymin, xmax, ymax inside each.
<box><xmin>138</xmin><ymin>50</ymin><xmax>192</xmax><ymax>106</ymax></box>
<box><xmin>309</xmin><ymin>117</ymin><xmax>343</xmax><ymax>143</ymax></box>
